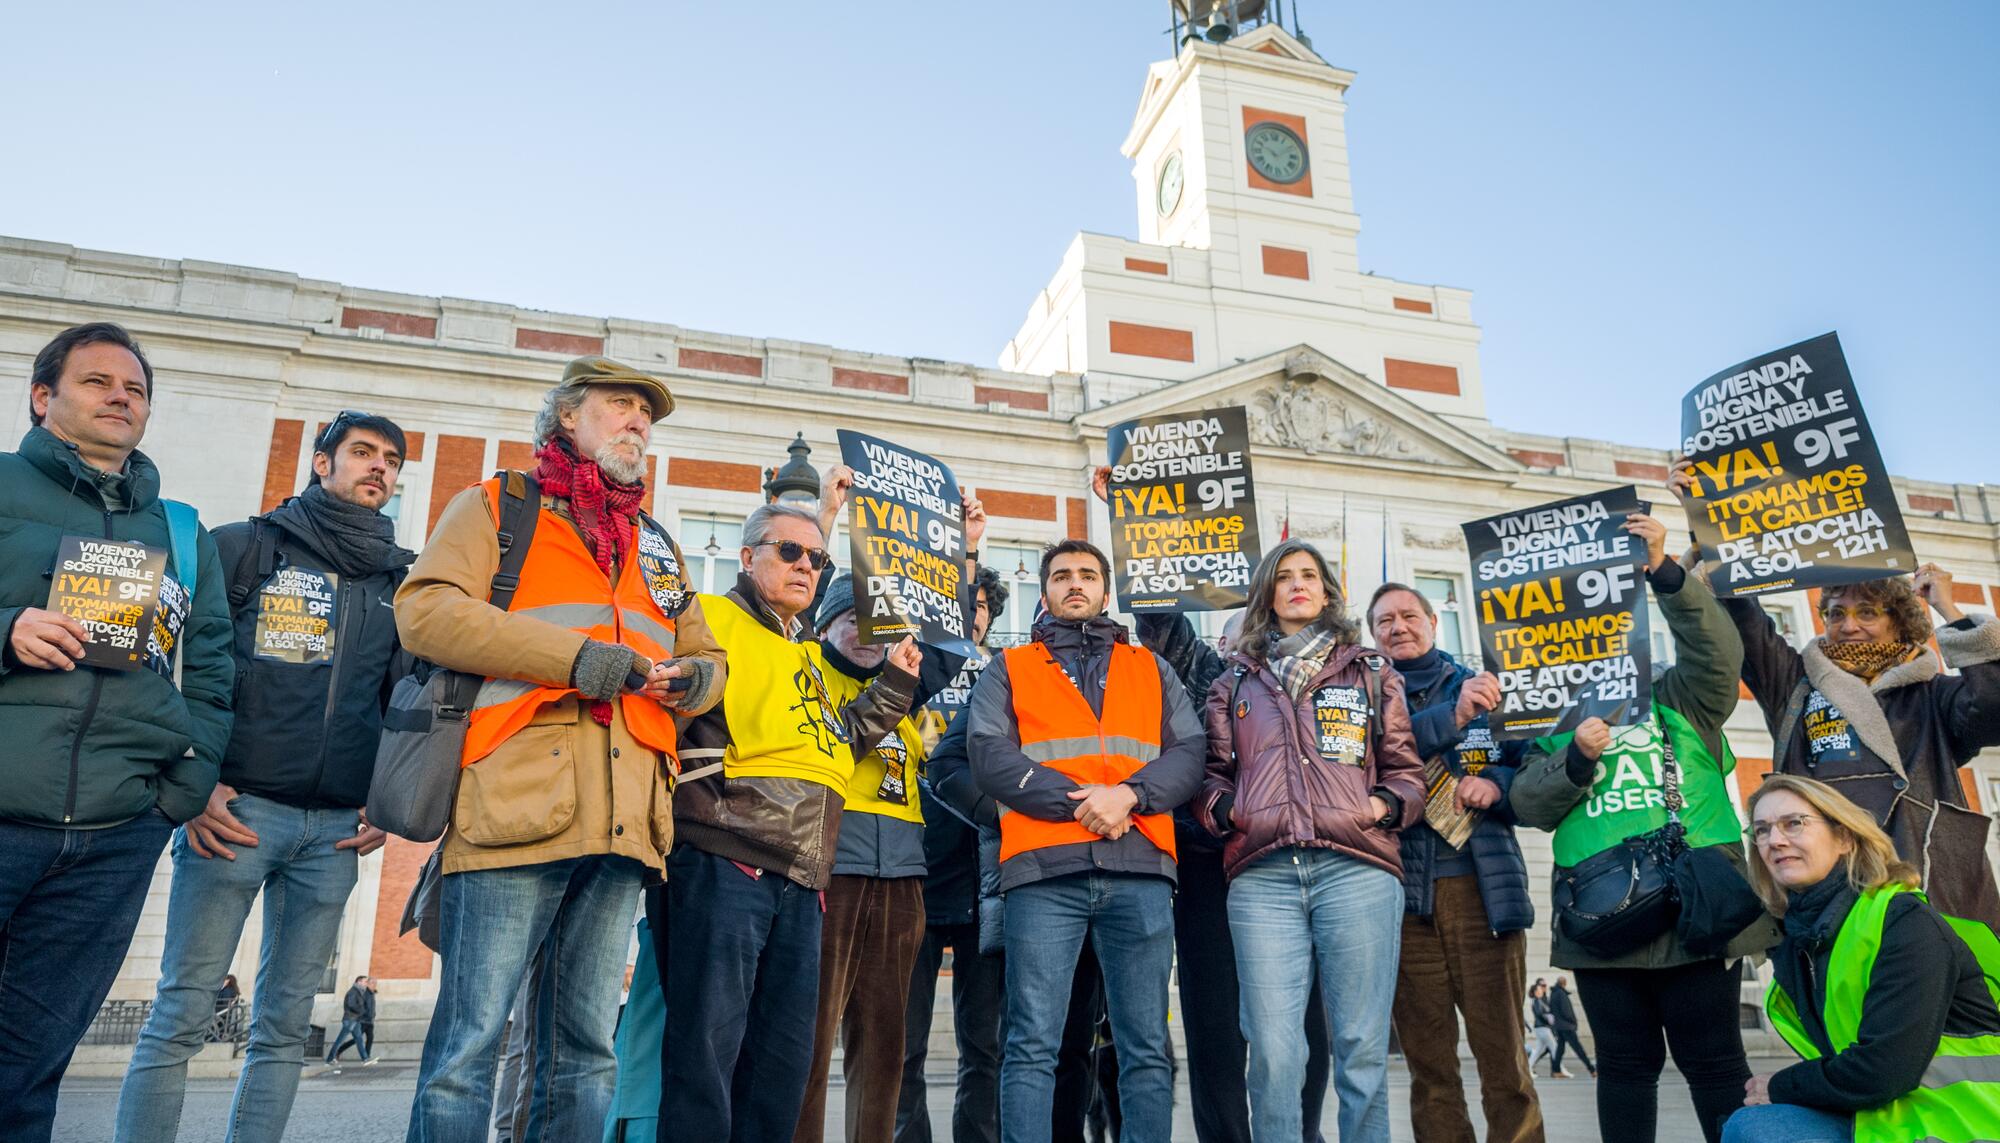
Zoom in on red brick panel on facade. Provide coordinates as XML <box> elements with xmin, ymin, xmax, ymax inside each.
<box><xmin>515</xmin><ymin>328</ymin><xmax>605</xmax><ymax>356</ymax></box>
<box><xmin>1066</xmin><ymin>497</ymin><xmax>1089</xmax><ymax>541</ymax></box>
<box><xmin>368</xmin><ymin>838</ymin><xmax>437</xmax><ymax>980</ymax></box>
<box><xmin>428</xmin><ymin>434</ymin><xmax>486</xmax><ymax>531</ymax></box>
<box><xmin>1392</xmin><ymin>297</ymin><xmax>1434</xmax><ymax>314</ymax></box>
<box><xmin>495</xmin><ymin>440</ymin><xmax>536</xmax><ymax>472</ymax></box>
<box><xmin>403</xmin><ymin>431</ymin><xmax>426</xmax><ymax>463</ymax></box>
<box><xmin>1107</xmin><ymin>321</ymin><xmax>1196</xmax><ymax>363</ymax></box>
<box><xmin>1963</xmin><ymin>770</ymin><xmax>1985</xmax><ymax>813</ymax></box>
<box><xmin>1124</xmin><ymin>258</ymin><xmax>1169</xmax><ymax>276</ymax></box>
<box><xmin>1953</xmin><ymin>581</ymin><xmax>1986</xmax><ymax>607</ymax></box>
<box><xmin>1615</xmin><ymin>459</ymin><xmax>1670</xmax><ymax>483</ymax></box>
<box><xmin>1733</xmin><ymin>756</ymin><xmax>1773</xmax><ymax>809</ymax></box>
<box><xmin>1909</xmin><ymin>493</ymin><xmax>1956</xmax><ymax>513</ymax></box>
<box><xmin>678</xmin><ymin>348</ymin><xmax>763</xmax><ymax>377</ymax></box>
<box><xmin>339</xmin><ymin>306</ymin><xmax>437</xmax><ymax>339</ymax></box>
<box><xmin>979</xmin><ymin>488</ymin><xmax>1058</xmax><ymax>521</ymax></box>
<box><xmin>1260</xmin><ymin>245</ymin><xmax>1310</xmax><ymax>280</ymax></box>
<box><xmin>261</xmin><ymin>419</ymin><xmax>305</xmax><ymax>513</ymax></box>
<box><xmin>832</xmin><ymin>367</ymin><xmax>911</xmax><ymax>396</ymax></box>
<box><xmin>1509</xmin><ymin>448</ymin><xmax>1564</xmax><ymax>471</ymax></box>
<box><xmin>973</xmin><ymin>385</ymin><xmax>1051</xmax><ymax>413</ymax></box>
<box><xmin>1383</xmin><ymin>358</ymin><xmax>1461</xmax><ymax>396</ymax></box>
<box><xmin>669</xmin><ymin>457</ymin><xmax>763</xmax><ymax>494</ymax></box>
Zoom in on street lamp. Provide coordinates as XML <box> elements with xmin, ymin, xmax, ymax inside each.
<box><xmin>763</xmin><ymin>432</ymin><xmax>820</xmax><ymax>506</ymax></box>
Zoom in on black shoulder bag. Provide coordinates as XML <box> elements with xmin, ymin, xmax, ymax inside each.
<box><xmin>1552</xmin><ymin>730</ymin><xmax>1687</xmax><ymax>958</ymax></box>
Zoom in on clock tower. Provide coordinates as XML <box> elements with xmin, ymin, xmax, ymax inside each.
<box><xmin>1003</xmin><ymin>17</ymin><xmax>1488</xmax><ymax>428</ymax></box>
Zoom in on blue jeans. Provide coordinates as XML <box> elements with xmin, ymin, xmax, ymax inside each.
<box><xmin>1722</xmin><ymin>1104</ymin><xmax>1852</xmax><ymax>1143</ymax></box>
<box><xmin>658</xmin><ymin>847</ymin><xmax>825</xmax><ymax>1143</ymax></box>
<box><xmin>1228</xmin><ymin>848</ymin><xmax>1402</xmax><ymax>1143</ymax></box>
<box><xmin>116</xmin><ymin>793</ymin><xmax>360</xmax><ymax>1143</ymax></box>
<box><xmin>0</xmin><ymin>809</ymin><xmax>175</xmax><ymax>1143</ymax></box>
<box><xmin>406</xmin><ymin>855</ymin><xmax>643</xmax><ymax>1143</ymax></box>
<box><xmin>1001</xmin><ymin>871</ymin><xmax>1176</xmax><ymax>1143</ymax></box>
<box><xmin>328</xmin><ymin>1019</ymin><xmax>371</xmax><ymax>1063</ymax></box>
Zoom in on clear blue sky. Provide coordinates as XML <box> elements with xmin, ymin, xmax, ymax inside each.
<box><xmin>4</xmin><ymin>2</ymin><xmax>1994</xmax><ymax>485</ymax></box>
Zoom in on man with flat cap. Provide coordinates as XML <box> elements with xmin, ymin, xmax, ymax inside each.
<box><xmin>397</xmin><ymin>356</ymin><xmax>727</xmax><ymax>1142</ymax></box>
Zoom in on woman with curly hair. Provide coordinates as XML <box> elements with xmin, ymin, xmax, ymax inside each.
<box><xmin>1671</xmin><ymin>458</ymin><xmax>2000</xmax><ymax>927</ymax></box>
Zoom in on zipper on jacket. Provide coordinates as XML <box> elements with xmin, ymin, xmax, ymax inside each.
<box><xmin>313</xmin><ymin>575</ymin><xmax>355</xmax><ymax>796</ymax></box>
<box><xmin>64</xmin><ymin>507</ymin><xmax>117</xmax><ymax>823</ymax></box>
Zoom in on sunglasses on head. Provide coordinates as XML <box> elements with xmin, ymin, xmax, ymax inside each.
<box><xmin>314</xmin><ymin>410</ymin><xmax>367</xmax><ymax>454</ymax></box>
<box><xmin>753</xmin><ymin>540</ymin><xmax>833</xmax><ymax>570</ymax></box>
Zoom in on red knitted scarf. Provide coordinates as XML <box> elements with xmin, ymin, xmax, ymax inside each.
<box><xmin>533</xmin><ymin>439</ymin><xmax>645</xmax><ymax>577</ymax></box>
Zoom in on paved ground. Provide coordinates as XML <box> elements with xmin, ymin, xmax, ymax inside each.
<box><xmin>58</xmin><ymin>1057</ymin><xmax>1786</xmax><ymax>1140</ymax></box>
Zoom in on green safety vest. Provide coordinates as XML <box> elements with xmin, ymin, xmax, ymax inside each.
<box><xmin>1539</xmin><ymin>704</ymin><xmax>1740</xmax><ymax>869</ymax></box>
<box><xmin>1766</xmin><ymin>885</ymin><xmax>2000</xmax><ymax>1143</ymax></box>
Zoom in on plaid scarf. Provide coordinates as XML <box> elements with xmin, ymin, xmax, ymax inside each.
<box><xmin>1267</xmin><ymin>627</ymin><xmax>1339</xmax><ymax>700</ymax></box>
<box><xmin>1820</xmin><ymin>639</ymin><xmax>1922</xmax><ymax>683</ymax></box>
<box><xmin>533</xmin><ymin>439</ymin><xmax>645</xmax><ymax>578</ymax></box>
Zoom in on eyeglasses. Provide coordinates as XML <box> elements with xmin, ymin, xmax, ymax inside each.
<box><xmin>1750</xmin><ymin>813</ymin><xmax>1823</xmax><ymax>845</ymax></box>
<box><xmin>1820</xmin><ymin>605</ymin><xmax>1886</xmax><ymax>625</ymax></box>
<box><xmin>752</xmin><ymin>540</ymin><xmax>833</xmax><ymax>570</ymax></box>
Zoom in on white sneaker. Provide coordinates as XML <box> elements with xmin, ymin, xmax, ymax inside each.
<box><xmin>363</xmin><ymin>1057</ymin><xmax>380</xmax><ymax>1067</ymax></box>
<box><xmin>1554</xmin><ymin>1069</ymin><xmax>1574</xmax><ymax>1078</ymax></box>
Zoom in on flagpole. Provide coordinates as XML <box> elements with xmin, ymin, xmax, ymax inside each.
<box><xmin>1340</xmin><ymin>494</ymin><xmax>1350</xmax><ymax>599</ymax></box>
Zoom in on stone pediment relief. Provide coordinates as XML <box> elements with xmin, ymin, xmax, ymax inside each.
<box><xmin>1245</xmin><ymin>367</ymin><xmax>1448</xmax><ymax>463</ymax></box>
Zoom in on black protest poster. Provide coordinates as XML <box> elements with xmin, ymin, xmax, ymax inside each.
<box><xmin>1680</xmin><ymin>332</ymin><xmax>1915</xmax><ymax>597</ymax></box>
<box><xmin>1105</xmin><ymin>406</ymin><xmax>1262</xmax><ymax>612</ymax></box>
<box><xmin>46</xmin><ymin>535</ymin><xmax>168</xmax><ymax>671</ymax></box>
<box><xmin>1463</xmin><ymin>486</ymin><xmax>1651</xmax><ymax>741</ymax></box>
<box><xmin>253</xmin><ymin>566</ymin><xmax>340</xmax><ymax>665</ymax></box>
<box><xmin>838</xmin><ymin>430</ymin><xmax>975</xmax><ymax>658</ymax></box>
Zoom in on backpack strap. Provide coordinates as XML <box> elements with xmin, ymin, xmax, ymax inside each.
<box><xmin>162</xmin><ymin>499</ymin><xmax>201</xmax><ymax>596</ymax></box>
<box><xmin>490</xmin><ymin>470</ymin><xmax>541</xmax><ymax>611</ymax></box>
<box><xmin>227</xmin><ymin>519</ymin><xmax>286</xmax><ymax>610</ymax></box>
<box><xmin>1771</xmin><ymin>678</ymin><xmax>1811</xmax><ymax>769</ymax></box>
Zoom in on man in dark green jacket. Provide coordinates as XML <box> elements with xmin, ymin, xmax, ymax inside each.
<box><xmin>0</xmin><ymin>323</ymin><xmax>233</xmax><ymax>1141</ymax></box>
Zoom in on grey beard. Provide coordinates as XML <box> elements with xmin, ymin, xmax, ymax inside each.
<box><xmin>595</xmin><ymin>438</ymin><xmax>648</xmax><ymax>485</ymax></box>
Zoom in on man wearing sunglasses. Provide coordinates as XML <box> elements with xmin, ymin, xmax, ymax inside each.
<box><xmin>658</xmin><ymin>496</ymin><xmax>922</xmax><ymax>1142</ymax></box>
<box><xmin>398</xmin><ymin>357</ymin><xmax>727</xmax><ymax>1142</ymax></box>
<box><xmin>1669</xmin><ymin>457</ymin><xmax>2000</xmax><ymax>929</ymax></box>
<box><xmin>115</xmin><ymin>409</ymin><xmax>415</xmax><ymax>1141</ymax></box>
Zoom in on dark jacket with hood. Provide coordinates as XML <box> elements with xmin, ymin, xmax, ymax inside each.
<box><xmin>1395</xmin><ymin>647</ymin><xmax>1535</xmax><ymax>934</ymax></box>
<box><xmin>967</xmin><ymin>612</ymin><xmax>1205</xmax><ymax>893</ymax></box>
<box><xmin>1196</xmin><ymin>637</ymin><xmax>1427</xmax><ymax>882</ymax></box>
<box><xmin>928</xmin><ymin>713</ymin><xmax>1007</xmax><ymax>951</ymax></box>
<box><xmin>1767</xmin><ymin>875</ymin><xmax>2000</xmax><ymax>1112</ymax></box>
<box><xmin>210</xmin><ymin>488</ymin><xmax>413</xmax><ymax>809</ymax></box>
<box><xmin>673</xmin><ymin>572</ymin><xmax>917</xmax><ymax>889</ymax></box>
<box><xmin>1134</xmin><ymin>612</ymin><xmax>1239</xmax><ymax>856</ymax></box>
<box><xmin>0</xmin><ymin>427</ymin><xmax>234</xmax><ymax>827</ymax></box>
<box><xmin>1723</xmin><ymin>596</ymin><xmax>2000</xmax><ymax>928</ymax></box>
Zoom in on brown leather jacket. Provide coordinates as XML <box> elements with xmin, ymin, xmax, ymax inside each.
<box><xmin>1196</xmin><ymin>643</ymin><xmax>1426</xmax><ymax>881</ymax></box>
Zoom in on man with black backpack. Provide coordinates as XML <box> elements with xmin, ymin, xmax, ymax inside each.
<box><xmin>116</xmin><ymin>410</ymin><xmax>414</xmax><ymax>1143</ymax></box>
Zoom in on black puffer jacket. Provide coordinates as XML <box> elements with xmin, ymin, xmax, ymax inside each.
<box><xmin>928</xmin><ymin>714</ymin><xmax>1006</xmax><ymax>954</ymax></box>
<box><xmin>210</xmin><ymin>508</ymin><xmax>410</xmax><ymax>809</ymax></box>
<box><xmin>1394</xmin><ymin>648</ymin><xmax>1534</xmax><ymax>934</ymax></box>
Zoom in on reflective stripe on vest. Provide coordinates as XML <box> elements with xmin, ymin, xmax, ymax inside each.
<box><xmin>999</xmin><ymin>642</ymin><xmax>1175</xmax><ymax>864</ymax></box>
<box><xmin>460</xmin><ymin>479</ymin><xmax>681</xmax><ymax>768</ymax></box>
<box><xmin>1765</xmin><ymin>885</ymin><xmax>2000</xmax><ymax>1143</ymax></box>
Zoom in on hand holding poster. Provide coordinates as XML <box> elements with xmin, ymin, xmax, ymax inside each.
<box><xmin>1679</xmin><ymin>332</ymin><xmax>1914</xmax><ymax>597</ymax></box>
<box><xmin>1106</xmin><ymin>406</ymin><xmax>1262</xmax><ymax>612</ymax></box>
<box><xmin>838</xmin><ymin>429</ymin><xmax>975</xmax><ymax>658</ymax></box>
<box><xmin>1463</xmin><ymin>486</ymin><xmax>1651</xmax><ymax>741</ymax></box>
<box><xmin>46</xmin><ymin>536</ymin><xmax>169</xmax><ymax>671</ymax></box>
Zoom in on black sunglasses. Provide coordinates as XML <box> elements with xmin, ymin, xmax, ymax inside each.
<box><xmin>314</xmin><ymin>410</ymin><xmax>367</xmax><ymax>454</ymax></box>
<box><xmin>752</xmin><ymin>540</ymin><xmax>833</xmax><ymax>570</ymax></box>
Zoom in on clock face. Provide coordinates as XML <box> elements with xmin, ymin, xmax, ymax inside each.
<box><xmin>1245</xmin><ymin>122</ymin><xmax>1307</xmax><ymax>185</ymax></box>
<box><xmin>1156</xmin><ymin>152</ymin><xmax>1185</xmax><ymax>216</ymax></box>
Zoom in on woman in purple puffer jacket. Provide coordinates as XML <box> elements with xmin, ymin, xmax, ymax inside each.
<box><xmin>1195</xmin><ymin>539</ymin><xmax>1426</xmax><ymax>1143</ymax></box>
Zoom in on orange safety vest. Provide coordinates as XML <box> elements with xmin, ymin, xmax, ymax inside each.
<box><xmin>999</xmin><ymin>642</ymin><xmax>1176</xmax><ymax>863</ymax></box>
<box><xmin>461</xmin><ymin>477</ymin><xmax>686</xmax><ymax>768</ymax></box>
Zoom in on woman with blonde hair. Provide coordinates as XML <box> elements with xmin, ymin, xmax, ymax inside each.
<box><xmin>1724</xmin><ymin>774</ymin><xmax>2000</xmax><ymax>1143</ymax></box>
